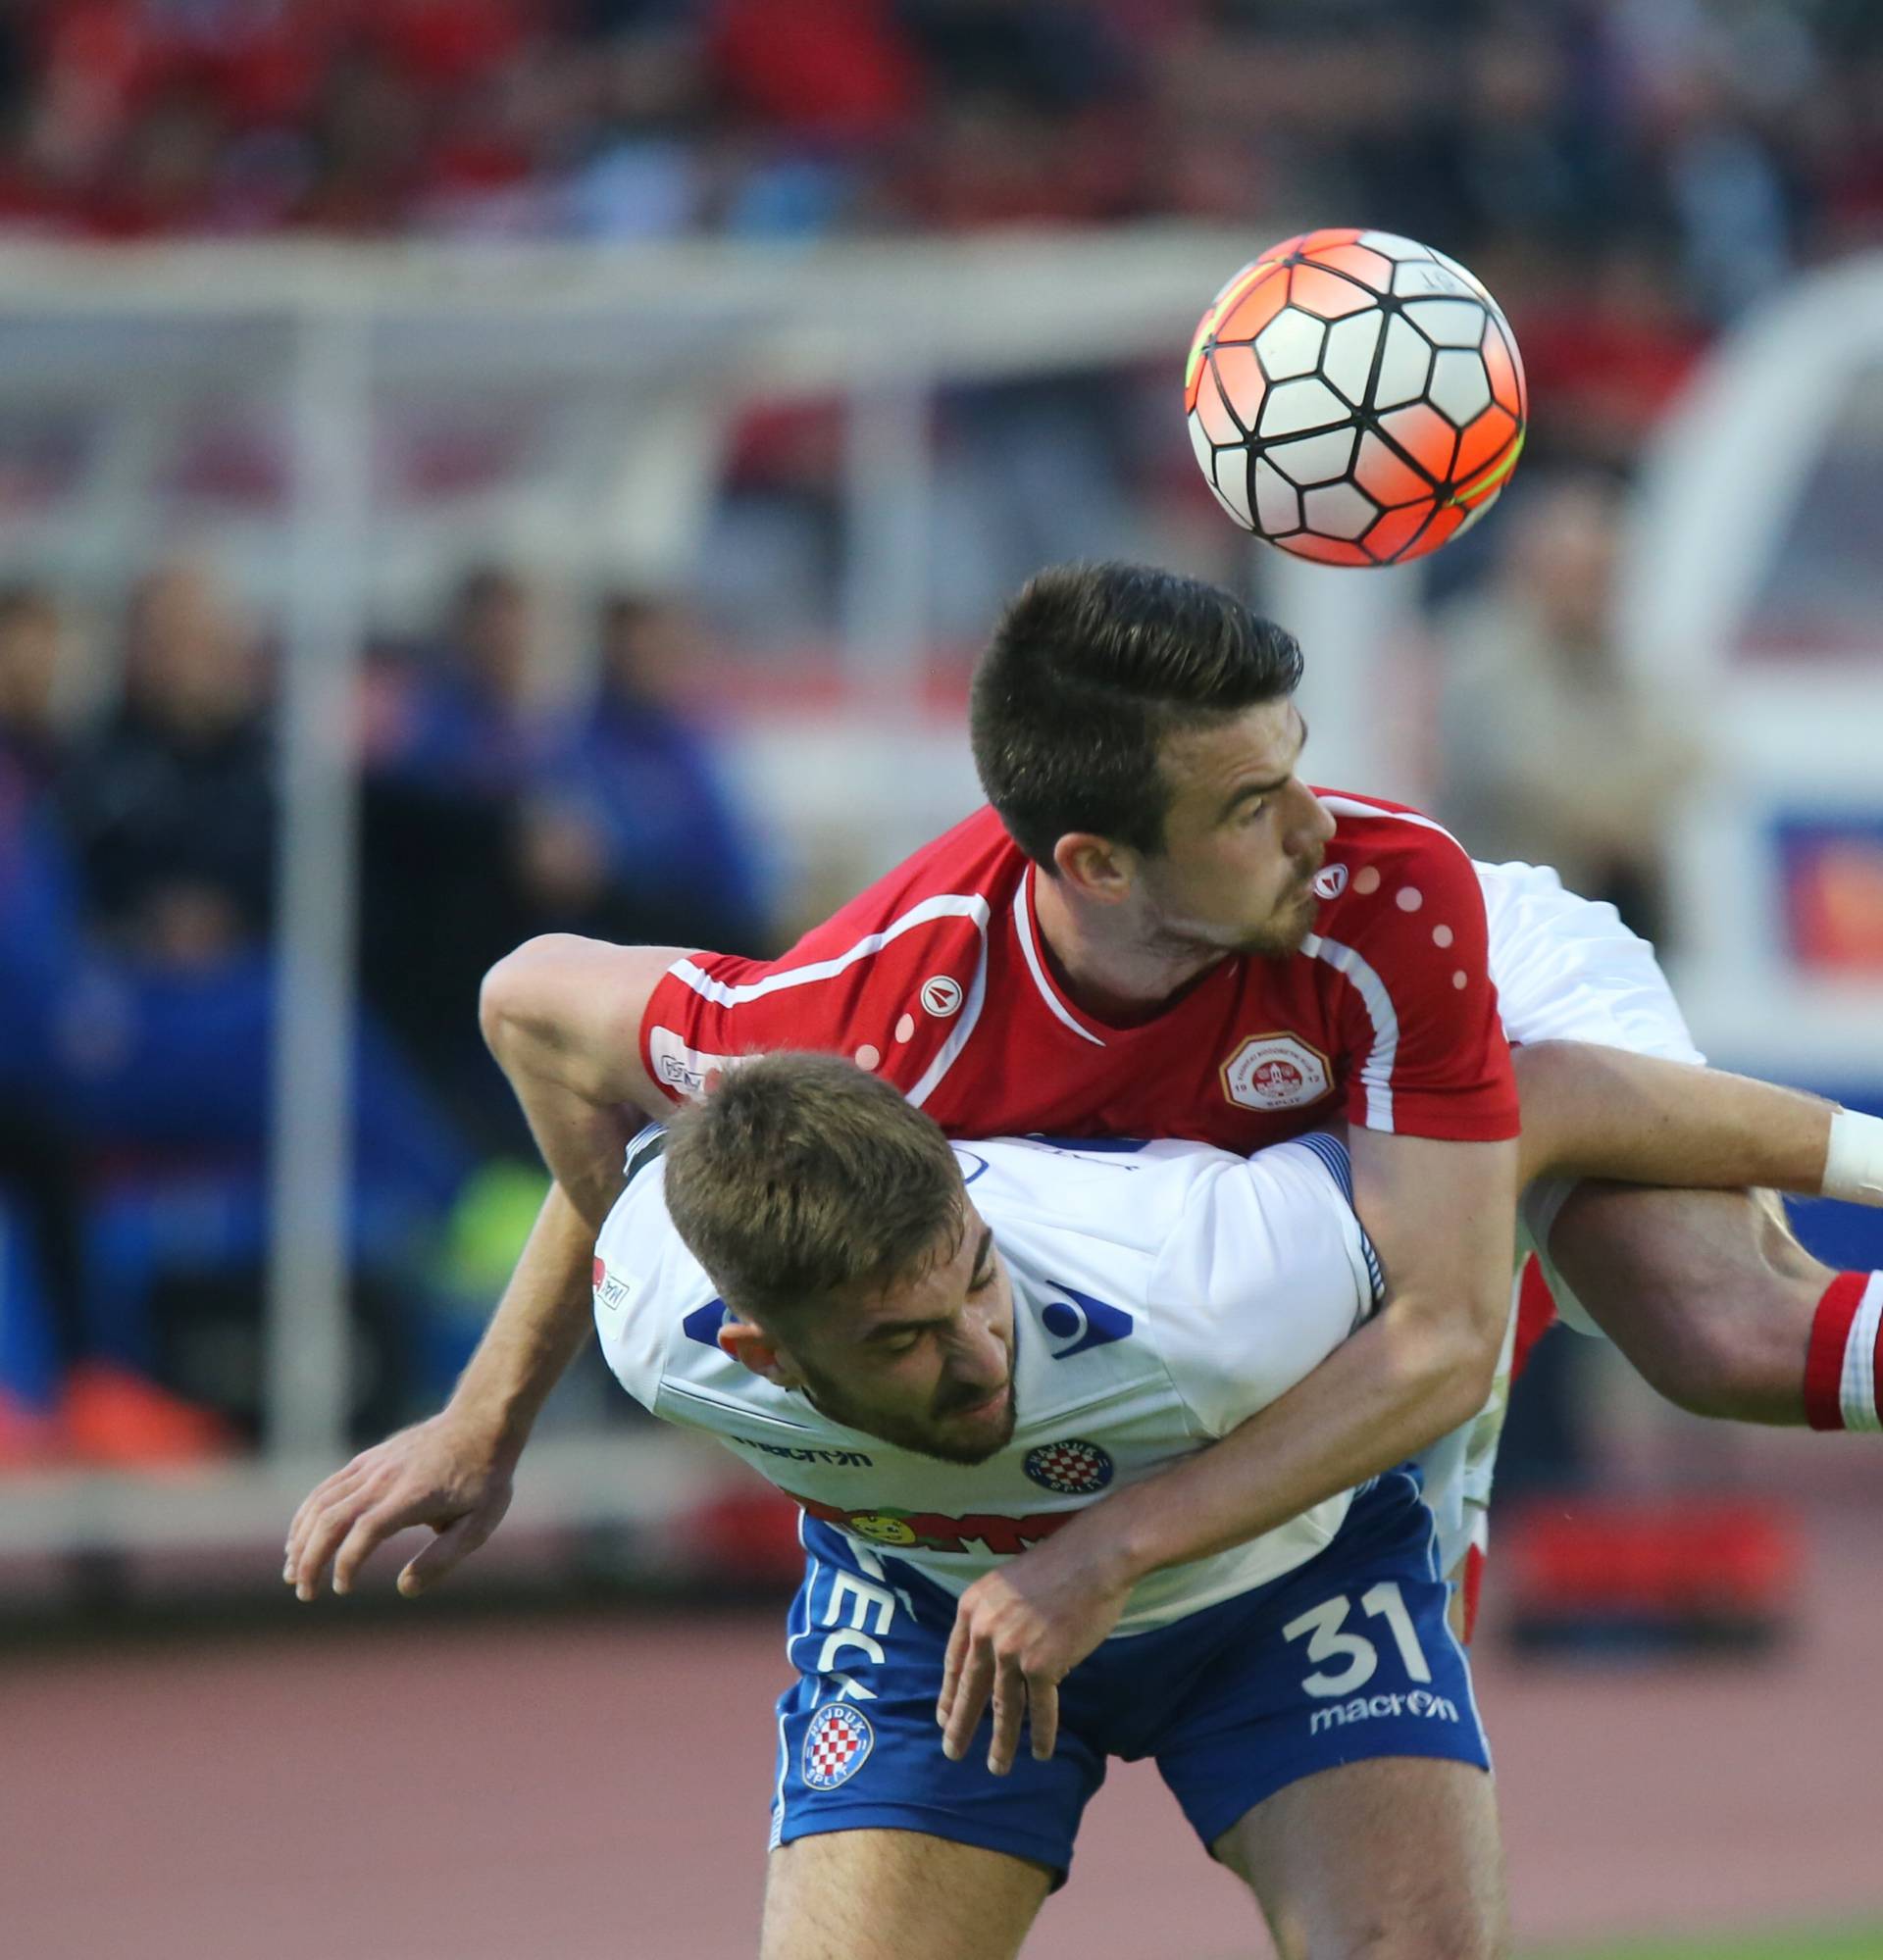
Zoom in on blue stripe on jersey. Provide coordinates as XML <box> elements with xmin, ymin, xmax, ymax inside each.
<box><xmin>1290</xmin><ymin>1131</ymin><xmax>1388</xmax><ymax>1311</ymax></box>
<box><xmin>1293</xmin><ymin>1130</ymin><xmax>1354</xmax><ymax>1203</ymax></box>
<box><xmin>622</xmin><ymin>1120</ymin><xmax>668</xmax><ymax>1183</ymax></box>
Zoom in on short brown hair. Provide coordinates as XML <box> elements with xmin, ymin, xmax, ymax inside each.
<box><xmin>662</xmin><ymin>1053</ymin><xmax>966</xmax><ymax>1325</ymax></box>
<box><xmin>971</xmin><ymin>561</ymin><xmax>1303</xmax><ymax>868</ymax></box>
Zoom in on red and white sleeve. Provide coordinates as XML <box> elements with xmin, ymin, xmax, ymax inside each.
<box><xmin>638</xmin><ymin>895</ymin><xmax>994</xmax><ymax>1108</ymax></box>
<box><xmin>1311</xmin><ymin>826</ymin><xmax>1519</xmax><ymax>1142</ymax></box>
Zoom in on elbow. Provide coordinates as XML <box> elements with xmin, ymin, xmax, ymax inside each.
<box><xmin>479</xmin><ymin>934</ymin><xmax>578</xmax><ymax>1063</ymax></box>
<box><xmin>1442</xmin><ymin>1326</ymin><xmax>1504</xmax><ymax>1430</ymax></box>
<box><xmin>1390</xmin><ymin>1291</ymin><xmax>1507</xmax><ymax>1432</ymax></box>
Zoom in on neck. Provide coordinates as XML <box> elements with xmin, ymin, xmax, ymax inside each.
<box><xmin>1029</xmin><ymin>867</ymin><xmax>1223</xmax><ymax>1021</ymax></box>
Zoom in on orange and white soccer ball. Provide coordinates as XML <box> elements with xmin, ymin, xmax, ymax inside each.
<box><xmin>1185</xmin><ymin>228</ymin><xmax>1527</xmax><ymax>567</ymax></box>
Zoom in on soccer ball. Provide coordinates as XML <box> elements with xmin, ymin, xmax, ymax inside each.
<box><xmin>1185</xmin><ymin>228</ymin><xmax>1527</xmax><ymax>567</ymax></box>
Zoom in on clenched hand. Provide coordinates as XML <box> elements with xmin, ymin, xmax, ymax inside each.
<box><xmin>282</xmin><ymin>1413</ymin><xmax>519</xmax><ymax>1601</ymax></box>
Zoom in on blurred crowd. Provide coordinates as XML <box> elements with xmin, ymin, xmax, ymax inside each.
<box><xmin>0</xmin><ymin>2</ymin><xmax>1870</xmax><ymax>517</ymax></box>
<box><xmin>0</xmin><ymin>556</ymin><xmax>770</xmax><ymax>1465</ymax></box>
<box><xmin>0</xmin><ymin>1</ymin><xmax>1871</xmax><ymax>288</ymax></box>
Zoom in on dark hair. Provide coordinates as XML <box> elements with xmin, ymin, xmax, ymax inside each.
<box><xmin>663</xmin><ymin>1052</ymin><xmax>965</xmax><ymax>1326</ymax></box>
<box><xmin>970</xmin><ymin>562</ymin><xmax>1303</xmax><ymax>868</ymax></box>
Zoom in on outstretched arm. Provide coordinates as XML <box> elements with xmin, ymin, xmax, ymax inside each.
<box><xmin>1512</xmin><ymin>1041</ymin><xmax>1882</xmax><ymax>1206</ymax></box>
<box><xmin>283</xmin><ymin>935</ymin><xmax>688</xmax><ymax>1600</ymax></box>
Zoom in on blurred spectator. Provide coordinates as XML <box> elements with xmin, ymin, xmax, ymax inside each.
<box><xmin>0</xmin><ymin>586</ymin><xmax>87</xmax><ymax>1463</ymax></box>
<box><xmin>291</xmin><ymin>49</ymin><xmax>428</xmax><ymax>234</ymax></box>
<box><xmin>361</xmin><ymin>571</ymin><xmax>771</xmax><ymax>1145</ymax></box>
<box><xmin>359</xmin><ymin>563</ymin><xmax>548</xmax><ymax>1143</ymax></box>
<box><xmin>536</xmin><ymin>589</ymin><xmax>770</xmax><ymax>952</ymax></box>
<box><xmin>1432</xmin><ymin>470</ymin><xmax>1701</xmax><ymax>945</ymax></box>
<box><xmin>32</xmin><ymin>564</ymin><xmax>266</xmax><ymax>1456</ymax></box>
<box><xmin>0</xmin><ymin>583</ymin><xmax>68</xmax><ymax>783</ymax></box>
<box><xmin>60</xmin><ymin>560</ymin><xmax>274</xmax><ymax>964</ymax></box>
<box><xmin>371</xmin><ymin>562</ymin><xmax>538</xmax><ymax>798</ymax></box>
<box><xmin>561</xmin><ymin>24</ymin><xmax>711</xmax><ymax>239</ymax></box>
<box><xmin>18</xmin><ymin>561</ymin><xmax>473</xmax><ymax>1463</ymax></box>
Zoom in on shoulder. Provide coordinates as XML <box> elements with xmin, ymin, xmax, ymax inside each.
<box><xmin>1147</xmin><ymin>1137</ymin><xmax>1377</xmax><ymax>1434</ymax></box>
<box><xmin>966</xmin><ymin>1139</ymin><xmax>1251</xmax><ymax>1297</ymax></box>
<box><xmin>1305</xmin><ymin>786</ymin><xmax>1488</xmax><ymax>954</ymax></box>
<box><xmin>643</xmin><ymin>811</ymin><xmax>1022</xmax><ymax>1103</ymax></box>
<box><xmin>1311</xmin><ymin>787</ymin><xmax>1478</xmax><ymax>884</ymax></box>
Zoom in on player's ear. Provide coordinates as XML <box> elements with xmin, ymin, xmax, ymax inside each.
<box><xmin>1051</xmin><ymin>831</ymin><xmax>1134</xmax><ymax>904</ymax></box>
<box><xmin>719</xmin><ymin>1316</ymin><xmax>800</xmax><ymax>1387</ymax></box>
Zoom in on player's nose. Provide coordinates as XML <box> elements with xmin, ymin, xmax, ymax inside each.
<box><xmin>949</xmin><ymin>1313</ymin><xmax>1009</xmax><ymax>1391</ymax></box>
<box><xmin>1290</xmin><ymin>785</ymin><xmax>1337</xmax><ymax>858</ymax></box>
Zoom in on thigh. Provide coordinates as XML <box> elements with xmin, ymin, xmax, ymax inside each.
<box><xmin>1151</xmin><ymin>1472</ymin><xmax>1492</xmax><ymax>1856</ymax></box>
<box><xmin>1213</xmin><ymin>1756</ymin><xmax>1506</xmax><ymax>1960</ymax></box>
<box><xmin>761</xmin><ymin>1827</ymin><xmax>1051</xmax><ymax>1960</ymax></box>
<box><xmin>1547</xmin><ymin>1181</ymin><xmax>1827</xmax><ymax>1423</ymax></box>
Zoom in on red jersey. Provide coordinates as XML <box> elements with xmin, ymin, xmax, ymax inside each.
<box><xmin>640</xmin><ymin>790</ymin><xmax>1518</xmax><ymax>1152</ymax></box>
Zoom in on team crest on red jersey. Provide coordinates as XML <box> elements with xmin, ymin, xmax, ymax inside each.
<box><xmin>1221</xmin><ymin>1033</ymin><xmax>1333</xmax><ymax>1113</ymax></box>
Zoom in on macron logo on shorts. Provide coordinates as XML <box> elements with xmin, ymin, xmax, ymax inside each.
<box><xmin>1309</xmin><ymin>1689</ymin><xmax>1458</xmax><ymax>1735</ymax></box>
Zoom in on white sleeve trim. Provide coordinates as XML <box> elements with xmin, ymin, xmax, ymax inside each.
<box><xmin>908</xmin><ymin>916</ymin><xmax>992</xmax><ymax>1109</ymax></box>
<box><xmin>1317</xmin><ymin>793</ymin><xmax>1465</xmax><ymax>846</ymax></box>
<box><xmin>660</xmin><ymin>892</ymin><xmax>992</xmax><ymax>1114</ymax></box>
<box><xmin>667</xmin><ymin>893</ymin><xmax>992</xmax><ymax>1006</ymax></box>
<box><xmin>1301</xmin><ymin>930</ymin><xmax>1400</xmax><ymax>1131</ymax></box>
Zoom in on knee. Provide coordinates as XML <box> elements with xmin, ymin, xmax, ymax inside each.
<box><xmin>1288</xmin><ymin>1908</ymin><xmax>1504</xmax><ymax>1960</ymax></box>
<box><xmin>1364</xmin><ymin>1912</ymin><xmax>1505</xmax><ymax>1960</ymax></box>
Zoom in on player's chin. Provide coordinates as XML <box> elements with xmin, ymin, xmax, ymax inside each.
<box><xmin>928</xmin><ymin>1387</ymin><xmax>1016</xmax><ymax>1464</ymax></box>
<box><xmin>1236</xmin><ymin>902</ymin><xmax>1316</xmax><ymax>959</ymax></box>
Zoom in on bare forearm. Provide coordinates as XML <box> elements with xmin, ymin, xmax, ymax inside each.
<box><xmin>466</xmin><ymin>932</ymin><xmax>685</xmax><ymax>1448</ymax></box>
<box><xmin>462</xmin><ymin>1024</ymin><xmax>645</xmax><ymax>1445</ymax></box>
<box><xmin>446</xmin><ymin>1182</ymin><xmax>600</xmax><ymax>1452</ymax></box>
<box><xmin>1063</xmin><ymin>1307</ymin><xmax>1493</xmax><ymax>1588</ymax></box>
<box><xmin>1514</xmin><ymin>1043</ymin><xmax>1833</xmax><ymax>1192</ymax></box>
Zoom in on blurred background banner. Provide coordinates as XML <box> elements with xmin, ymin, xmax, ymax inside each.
<box><xmin>1</xmin><ymin>4</ymin><xmax>1880</xmax><ymax>1956</ymax></box>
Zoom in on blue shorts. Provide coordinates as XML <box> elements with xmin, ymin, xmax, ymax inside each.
<box><xmin>769</xmin><ymin>1468</ymin><xmax>1490</xmax><ymax>1880</ymax></box>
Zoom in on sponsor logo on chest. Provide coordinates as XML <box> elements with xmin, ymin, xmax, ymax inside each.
<box><xmin>1221</xmin><ymin>1032</ymin><xmax>1334</xmax><ymax>1112</ymax></box>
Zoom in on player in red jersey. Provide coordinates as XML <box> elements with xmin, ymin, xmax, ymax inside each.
<box><xmin>290</xmin><ymin>563</ymin><xmax>1880</xmax><ymax>1667</ymax></box>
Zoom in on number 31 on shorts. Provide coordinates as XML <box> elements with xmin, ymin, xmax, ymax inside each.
<box><xmin>1281</xmin><ymin>1583</ymin><xmax>1434</xmax><ymax>1697</ymax></box>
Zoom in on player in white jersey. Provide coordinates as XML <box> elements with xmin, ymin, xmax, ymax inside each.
<box><xmin>600</xmin><ymin>1117</ymin><xmax>1379</xmax><ymax>1631</ymax></box>
<box><xmin>595</xmin><ymin>1052</ymin><xmax>1500</xmax><ymax>1960</ymax></box>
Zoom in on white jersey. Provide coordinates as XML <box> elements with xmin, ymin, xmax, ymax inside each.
<box><xmin>594</xmin><ymin>1129</ymin><xmax>1384</xmax><ymax>1636</ymax></box>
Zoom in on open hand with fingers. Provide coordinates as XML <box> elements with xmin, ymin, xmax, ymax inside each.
<box><xmin>936</xmin><ymin>1530</ymin><xmax>1136</xmax><ymax>1775</ymax></box>
<box><xmin>282</xmin><ymin>1412</ymin><xmax>519</xmax><ymax>1601</ymax></box>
